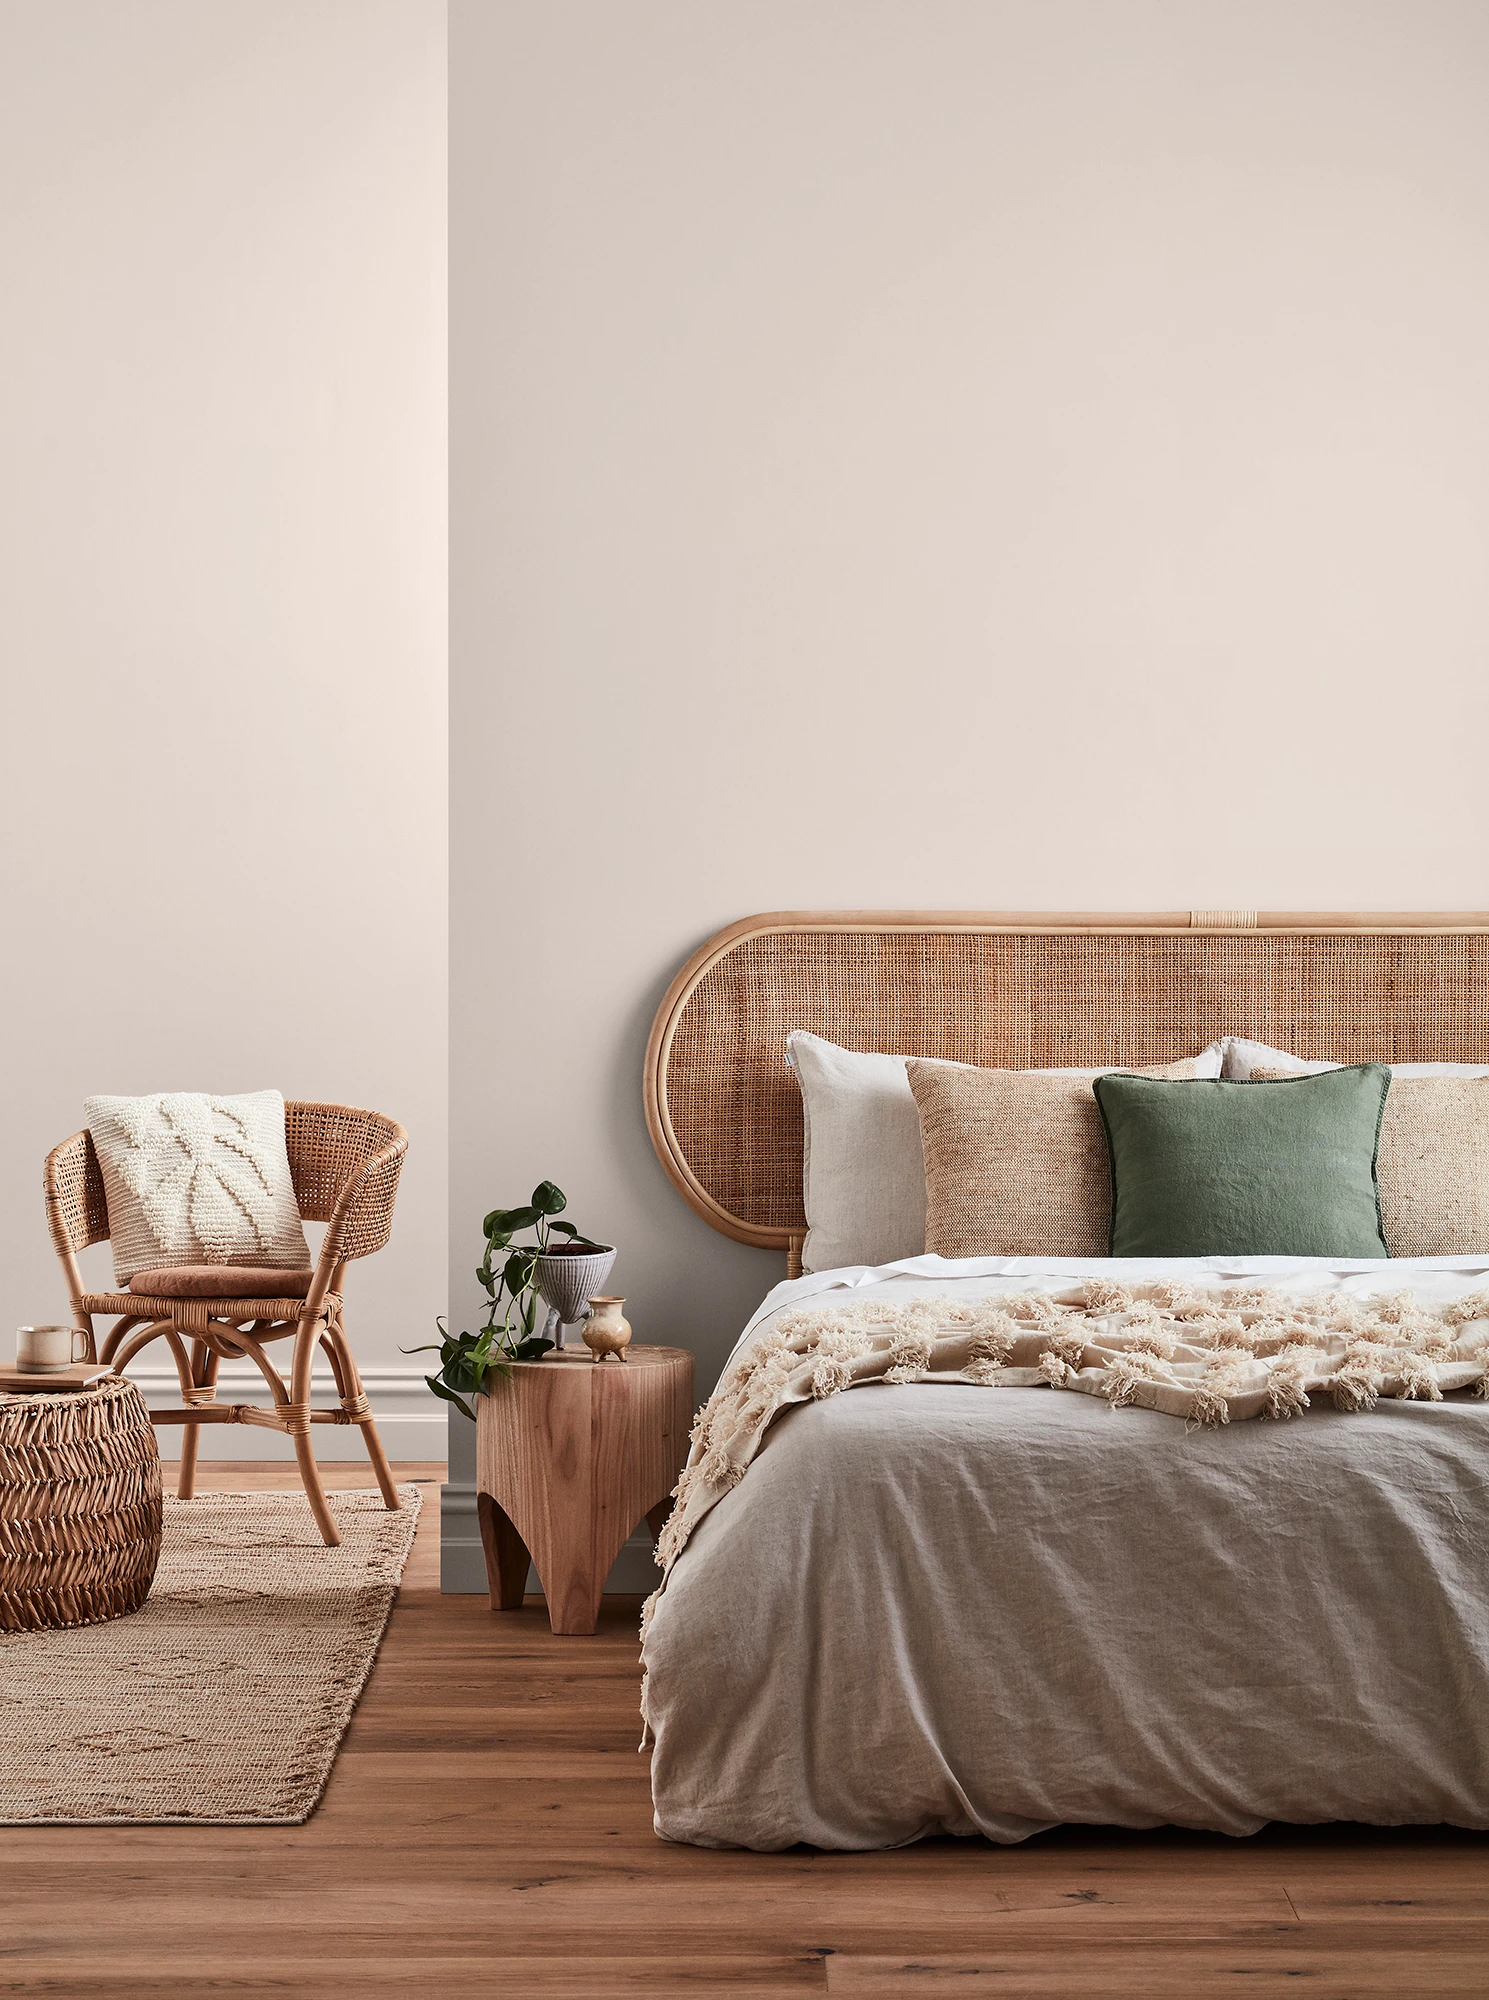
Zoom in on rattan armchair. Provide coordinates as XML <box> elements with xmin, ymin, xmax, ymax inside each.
<box><xmin>43</xmin><ymin>1103</ymin><xmax>408</xmax><ymax>1547</ymax></box>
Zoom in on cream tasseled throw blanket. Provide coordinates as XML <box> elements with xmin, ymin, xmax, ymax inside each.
<box><xmin>641</xmin><ymin>1277</ymin><xmax>1489</xmax><ymax>1643</ymax></box>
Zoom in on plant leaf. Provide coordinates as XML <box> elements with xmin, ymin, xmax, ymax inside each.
<box><xmin>425</xmin><ymin>1375</ymin><xmax>475</xmax><ymax>1421</ymax></box>
<box><xmin>503</xmin><ymin>1248</ymin><xmax>538</xmax><ymax>1290</ymax></box>
<box><xmin>486</xmin><ymin>1206</ymin><xmax>538</xmax><ymax>1236</ymax></box>
<box><xmin>511</xmin><ymin>1336</ymin><xmax>555</xmax><ymax>1360</ymax></box>
<box><xmin>531</xmin><ymin>1181</ymin><xmax>567</xmax><ymax>1216</ymax></box>
<box><xmin>545</xmin><ymin>1220</ymin><xmax>578</xmax><ymax>1238</ymax></box>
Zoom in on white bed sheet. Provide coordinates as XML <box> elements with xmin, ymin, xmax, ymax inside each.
<box><xmin>645</xmin><ymin>1255</ymin><xmax>1489</xmax><ymax>1850</ymax></box>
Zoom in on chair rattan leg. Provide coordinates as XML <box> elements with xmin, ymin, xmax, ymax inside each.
<box><xmin>359</xmin><ymin>1413</ymin><xmax>400</xmax><ymax>1511</ymax></box>
<box><xmin>292</xmin><ymin>1426</ymin><xmax>340</xmax><ymax>1547</ymax></box>
<box><xmin>177</xmin><ymin>1420</ymin><xmax>200</xmax><ymax>1501</ymax></box>
<box><xmin>319</xmin><ymin>1329</ymin><xmax>351</xmax><ymax>1402</ymax></box>
<box><xmin>290</xmin><ymin>1315</ymin><xmax>339</xmax><ymax>1547</ymax></box>
<box><xmin>326</xmin><ymin>1317</ymin><xmax>400</xmax><ymax>1511</ymax></box>
<box><xmin>175</xmin><ymin>1340</ymin><xmax>219</xmax><ymax>1501</ymax></box>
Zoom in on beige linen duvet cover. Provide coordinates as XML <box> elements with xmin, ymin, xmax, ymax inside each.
<box><xmin>642</xmin><ymin>1255</ymin><xmax>1489</xmax><ymax>1851</ymax></box>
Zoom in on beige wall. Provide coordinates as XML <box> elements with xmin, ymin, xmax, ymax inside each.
<box><xmin>8</xmin><ymin>1</ymin><xmax>1482</xmax><ymax>1561</ymax></box>
<box><xmin>1</xmin><ymin>0</ymin><xmax>448</xmax><ymax>1457</ymax></box>
<box><xmin>448</xmin><ymin>0</ymin><xmax>1489</xmax><ymax>1579</ymax></box>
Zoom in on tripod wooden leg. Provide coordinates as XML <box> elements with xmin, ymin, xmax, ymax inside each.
<box><xmin>477</xmin><ymin>1491</ymin><xmax>531</xmax><ymax>1611</ymax></box>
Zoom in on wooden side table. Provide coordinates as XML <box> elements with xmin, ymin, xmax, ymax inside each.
<box><xmin>475</xmin><ymin>1345</ymin><xmax>694</xmax><ymax>1636</ymax></box>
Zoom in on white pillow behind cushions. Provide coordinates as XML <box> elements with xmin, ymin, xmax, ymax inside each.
<box><xmin>786</xmin><ymin>1031</ymin><xmax>1224</xmax><ymax>1274</ymax></box>
<box><xmin>84</xmin><ymin>1090</ymin><xmax>311</xmax><ymax>1286</ymax></box>
<box><xmin>788</xmin><ymin>1034</ymin><xmax>941</xmax><ymax>1274</ymax></box>
<box><xmin>1221</xmin><ymin>1036</ymin><xmax>1489</xmax><ymax>1080</ymax></box>
<box><xmin>1221</xmin><ymin>1037</ymin><xmax>1337</xmax><ymax>1080</ymax></box>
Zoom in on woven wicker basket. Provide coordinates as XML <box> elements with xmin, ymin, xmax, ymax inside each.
<box><xmin>0</xmin><ymin>1376</ymin><xmax>162</xmax><ymax>1632</ymax></box>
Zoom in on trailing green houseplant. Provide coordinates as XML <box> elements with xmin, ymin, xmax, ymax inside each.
<box><xmin>409</xmin><ymin>1181</ymin><xmax>607</xmax><ymax>1419</ymax></box>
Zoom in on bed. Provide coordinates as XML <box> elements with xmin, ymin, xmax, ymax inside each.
<box><xmin>639</xmin><ymin>910</ymin><xmax>1489</xmax><ymax>1851</ymax></box>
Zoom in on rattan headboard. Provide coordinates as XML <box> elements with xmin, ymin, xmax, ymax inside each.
<box><xmin>644</xmin><ymin>909</ymin><xmax>1489</xmax><ymax>1263</ymax></box>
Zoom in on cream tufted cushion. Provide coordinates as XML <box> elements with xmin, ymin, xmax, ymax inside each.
<box><xmin>84</xmin><ymin>1090</ymin><xmax>311</xmax><ymax>1287</ymax></box>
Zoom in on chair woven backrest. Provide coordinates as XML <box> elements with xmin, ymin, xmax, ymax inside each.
<box><xmin>45</xmin><ymin>1102</ymin><xmax>406</xmax><ymax>1262</ymax></box>
<box><xmin>644</xmin><ymin>909</ymin><xmax>1489</xmax><ymax>1254</ymax></box>
<box><xmin>285</xmin><ymin>1103</ymin><xmax>406</xmax><ymax>1259</ymax></box>
<box><xmin>43</xmin><ymin>1130</ymin><xmax>110</xmax><ymax>1257</ymax></box>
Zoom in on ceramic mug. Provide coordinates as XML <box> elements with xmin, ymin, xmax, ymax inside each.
<box><xmin>15</xmin><ymin>1325</ymin><xmax>89</xmax><ymax>1372</ymax></box>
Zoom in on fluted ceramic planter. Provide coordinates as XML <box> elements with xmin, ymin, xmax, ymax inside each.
<box><xmin>533</xmin><ymin>1245</ymin><xmax>616</xmax><ymax>1349</ymax></box>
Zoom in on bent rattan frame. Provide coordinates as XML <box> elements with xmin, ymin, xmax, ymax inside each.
<box><xmin>644</xmin><ymin>909</ymin><xmax>1489</xmax><ymax>1276</ymax></box>
<box><xmin>43</xmin><ymin>1103</ymin><xmax>408</xmax><ymax>1548</ymax></box>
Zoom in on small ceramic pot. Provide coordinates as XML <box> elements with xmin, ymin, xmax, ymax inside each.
<box><xmin>533</xmin><ymin>1246</ymin><xmax>616</xmax><ymax>1349</ymax></box>
<box><xmin>582</xmin><ymin>1297</ymin><xmax>631</xmax><ymax>1363</ymax></box>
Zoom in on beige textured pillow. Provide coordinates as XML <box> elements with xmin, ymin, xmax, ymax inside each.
<box><xmin>907</xmin><ymin>1058</ymin><xmax>1200</xmax><ymax>1258</ymax></box>
<box><xmin>1253</xmin><ymin>1069</ymin><xmax>1489</xmax><ymax>1257</ymax></box>
<box><xmin>84</xmin><ymin>1089</ymin><xmax>311</xmax><ymax>1286</ymax></box>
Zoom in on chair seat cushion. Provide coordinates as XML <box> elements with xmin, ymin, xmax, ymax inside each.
<box><xmin>127</xmin><ymin>1265</ymin><xmax>316</xmax><ymax>1299</ymax></box>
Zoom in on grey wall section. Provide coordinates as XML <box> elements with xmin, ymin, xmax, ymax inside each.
<box><xmin>1</xmin><ymin>0</ymin><xmax>449</xmax><ymax>1461</ymax></box>
<box><xmin>450</xmin><ymin>0</ymin><xmax>1489</xmax><ymax>1587</ymax></box>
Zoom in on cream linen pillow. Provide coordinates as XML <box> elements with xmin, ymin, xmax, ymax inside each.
<box><xmin>1251</xmin><ymin>1068</ymin><xmax>1489</xmax><ymax>1257</ymax></box>
<box><xmin>1222</xmin><ymin>1036</ymin><xmax>1489</xmax><ymax>1081</ymax></box>
<box><xmin>901</xmin><ymin>1055</ymin><xmax>1205</xmax><ymax>1260</ymax></box>
<box><xmin>788</xmin><ymin>1033</ymin><xmax>1224</xmax><ymax>1272</ymax></box>
<box><xmin>787</xmin><ymin>1033</ymin><xmax>942</xmax><ymax>1272</ymax></box>
<box><xmin>84</xmin><ymin>1089</ymin><xmax>311</xmax><ymax>1286</ymax></box>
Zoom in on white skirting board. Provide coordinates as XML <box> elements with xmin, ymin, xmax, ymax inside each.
<box><xmin>437</xmin><ymin>1480</ymin><xmax>663</xmax><ymax>1596</ymax></box>
<box><xmin>127</xmin><ymin>1367</ymin><xmax>658</xmax><ymax>1592</ymax></box>
<box><xmin>129</xmin><ymin>1363</ymin><xmax>447</xmax><ymax>1462</ymax></box>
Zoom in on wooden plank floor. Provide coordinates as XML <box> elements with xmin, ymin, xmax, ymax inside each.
<box><xmin>5</xmin><ymin>1463</ymin><xmax>1489</xmax><ymax>1998</ymax></box>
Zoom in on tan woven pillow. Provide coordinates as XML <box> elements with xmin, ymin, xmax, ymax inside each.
<box><xmin>907</xmin><ymin>1058</ymin><xmax>1201</xmax><ymax>1258</ymax></box>
<box><xmin>1252</xmin><ymin>1069</ymin><xmax>1489</xmax><ymax>1257</ymax></box>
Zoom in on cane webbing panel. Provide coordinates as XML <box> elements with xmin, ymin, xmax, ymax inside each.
<box><xmin>647</xmin><ymin>917</ymin><xmax>1489</xmax><ymax>1249</ymax></box>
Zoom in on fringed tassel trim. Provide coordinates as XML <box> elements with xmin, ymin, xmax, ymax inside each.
<box><xmin>1102</xmin><ymin>1351</ymin><xmax>1164</xmax><ymax>1409</ymax></box>
<box><xmin>1264</xmin><ymin>1365</ymin><xmax>1310</xmax><ymax>1420</ymax></box>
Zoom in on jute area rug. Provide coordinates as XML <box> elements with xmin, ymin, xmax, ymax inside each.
<box><xmin>0</xmin><ymin>1483</ymin><xmax>421</xmax><ymax>1826</ymax></box>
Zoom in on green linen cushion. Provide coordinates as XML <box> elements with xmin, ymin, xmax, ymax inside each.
<box><xmin>1091</xmin><ymin>1066</ymin><xmax>1391</xmax><ymax>1259</ymax></box>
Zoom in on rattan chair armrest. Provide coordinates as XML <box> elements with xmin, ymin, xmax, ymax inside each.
<box><xmin>320</xmin><ymin>1129</ymin><xmax>408</xmax><ymax>1265</ymax></box>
